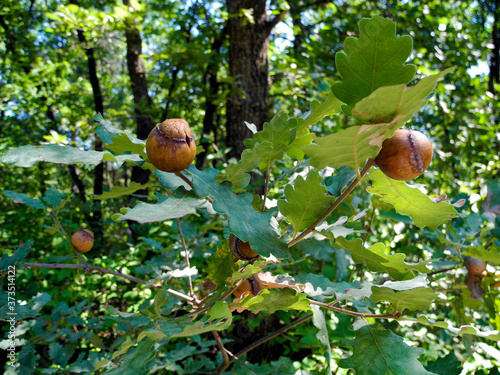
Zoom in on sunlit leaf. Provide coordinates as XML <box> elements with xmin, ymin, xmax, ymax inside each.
<box><xmin>367</xmin><ymin>169</ymin><xmax>459</xmax><ymax>230</ymax></box>
<box><xmin>0</xmin><ymin>144</ymin><xmax>143</xmax><ymax>167</ymax></box>
<box><xmin>278</xmin><ymin>170</ymin><xmax>335</xmax><ymax>233</ymax></box>
<box><xmin>117</xmin><ymin>188</ymin><xmax>205</xmax><ymax>223</ymax></box>
<box><xmin>332</xmin><ymin>16</ymin><xmax>416</xmax><ymax>113</ymax></box>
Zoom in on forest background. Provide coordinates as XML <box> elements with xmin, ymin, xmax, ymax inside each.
<box><xmin>1</xmin><ymin>0</ymin><xmax>500</xmax><ymax>374</ymax></box>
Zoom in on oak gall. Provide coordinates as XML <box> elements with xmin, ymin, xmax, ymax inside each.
<box><xmin>71</xmin><ymin>229</ymin><xmax>94</xmax><ymax>253</ymax></box>
<box><xmin>374</xmin><ymin>129</ymin><xmax>433</xmax><ymax>181</ymax></box>
<box><xmin>146</xmin><ymin>119</ymin><xmax>196</xmax><ymax>173</ymax></box>
<box><xmin>229</xmin><ymin>234</ymin><xmax>259</xmax><ymax>261</ymax></box>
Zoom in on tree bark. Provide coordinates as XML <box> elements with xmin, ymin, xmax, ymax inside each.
<box><xmin>123</xmin><ymin>0</ymin><xmax>155</xmax><ymax>197</ymax></box>
<box><xmin>225</xmin><ymin>0</ymin><xmax>285</xmax><ymax>159</ymax></box>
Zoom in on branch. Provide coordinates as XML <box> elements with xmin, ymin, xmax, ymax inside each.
<box><xmin>49</xmin><ymin>210</ymin><xmax>88</xmax><ymax>266</ymax></box>
<box><xmin>176</xmin><ymin>218</ymin><xmax>194</xmax><ymax>297</ymax></box>
<box><xmin>309</xmin><ymin>300</ymin><xmax>402</xmax><ymax>320</ymax></box>
<box><xmin>23</xmin><ymin>262</ymin><xmax>196</xmax><ymax>303</ymax></box>
<box><xmin>214</xmin><ymin>313</ymin><xmax>313</xmax><ymax>374</ymax></box>
<box><xmin>288</xmin><ymin>159</ymin><xmax>375</xmax><ymax>247</ymax></box>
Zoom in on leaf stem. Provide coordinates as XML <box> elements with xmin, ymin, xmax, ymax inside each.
<box><xmin>288</xmin><ymin>159</ymin><xmax>375</xmax><ymax>247</ymax></box>
<box><xmin>23</xmin><ymin>262</ymin><xmax>197</xmax><ymax>303</ymax></box>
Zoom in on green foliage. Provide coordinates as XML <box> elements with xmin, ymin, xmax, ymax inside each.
<box><xmin>1</xmin><ymin>7</ymin><xmax>499</xmax><ymax>375</ymax></box>
<box><xmin>339</xmin><ymin>324</ymin><xmax>436</xmax><ymax>374</ymax></box>
<box><xmin>332</xmin><ymin>15</ymin><xmax>416</xmax><ymax>113</ymax></box>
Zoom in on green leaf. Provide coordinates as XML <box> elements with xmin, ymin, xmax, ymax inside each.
<box><xmin>352</xmin><ymin>69</ymin><xmax>455</xmax><ymax>125</ymax></box>
<box><xmin>231</xmin><ymin>288</ymin><xmax>310</xmax><ymax>314</ymax></box>
<box><xmin>303</xmin><ymin>70</ymin><xmax>453</xmax><ymax>172</ymax></box>
<box><xmin>425</xmin><ymin>351</ymin><xmax>461</xmax><ymax>375</ymax></box>
<box><xmin>0</xmin><ymin>144</ymin><xmax>143</xmax><ymax>168</ymax></box>
<box><xmin>117</xmin><ymin>188</ymin><xmax>205</xmax><ymax>223</ymax></box>
<box><xmin>188</xmin><ymin>166</ymin><xmax>290</xmax><ymax>259</ymax></box>
<box><xmin>311</xmin><ymin>304</ymin><xmax>332</xmax><ymax>375</ymax></box>
<box><xmin>3</xmin><ymin>190</ymin><xmax>46</xmax><ymax>210</ymax></box>
<box><xmin>42</xmin><ymin>187</ymin><xmax>67</xmax><ymax>209</ymax></box>
<box><xmin>140</xmin><ymin>290</ymin><xmax>171</xmax><ymax>320</ymax></box>
<box><xmin>302</xmin><ymin>122</ymin><xmax>400</xmax><ymax>172</ymax></box>
<box><xmin>49</xmin><ymin>341</ymin><xmax>74</xmax><ymax>367</ymax></box>
<box><xmin>332</xmin><ymin>16</ymin><xmax>416</xmax><ymax>113</ymax></box>
<box><xmin>278</xmin><ymin>170</ymin><xmax>336</xmax><ymax>233</ymax></box>
<box><xmin>142</xmin><ymin>315</ymin><xmax>232</xmax><ymax>341</ymax></box>
<box><xmin>94</xmin><ymin>182</ymin><xmax>156</xmax><ymax>200</ymax></box>
<box><xmin>297</xmin><ymin>91</ymin><xmax>343</xmax><ymax>131</ymax></box>
<box><xmin>246</xmin><ymin>113</ymin><xmax>298</xmax><ymax>170</ymax></box>
<box><xmin>370</xmin><ymin>286</ymin><xmax>438</xmax><ymax>311</ymax></box>
<box><xmin>339</xmin><ymin>324</ymin><xmax>437</xmax><ymax>374</ymax></box>
<box><xmin>0</xmin><ymin>241</ymin><xmax>34</xmax><ymax>271</ymax></box>
<box><xmin>207</xmin><ymin>301</ymin><xmax>232</xmax><ymax>321</ymax></box>
<box><xmin>98</xmin><ymin>338</ymin><xmax>156</xmax><ymax>375</ymax></box>
<box><xmin>367</xmin><ymin>169</ymin><xmax>459</xmax><ymax>230</ymax></box>
<box><xmin>463</xmin><ymin>245</ymin><xmax>500</xmax><ymax>265</ymax></box>
<box><xmin>206</xmin><ymin>242</ymin><xmax>239</xmax><ymax>287</ymax></box>
<box><xmin>324</xmin><ymin>166</ymin><xmax>357</xmax><ymax>197</ymax></box>
<box><xmin>225</xmin><ymin>142</ymin><xmax>273</xmax><ymax>189</ymax></box>
<box><xmin>94</xmin><ymin>114</ymin><xmax>148</xmax><ymax>157</ymax></box>
<box><xmin>334</xmin><ymin>237</ymin><xmax>429</xmax><ymax>280</ymax></box>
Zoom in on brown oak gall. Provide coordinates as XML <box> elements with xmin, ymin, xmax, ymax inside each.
<box><xmin>465</xmin><ymin>256</ymin><xmax>487</xmax><ymax>276</ymax></box>
<box><xmin>374</xmin><ymin>129</ymin><xmax>433</xmax><ymax>181</ymax></box>
<box><xmin>228</xmin><ymin>234</ymin><xmax>259</xmax><ymax>261</ymax></box>
<box><xmin>146</xmin><ymin>119</ymin><xmax>196</xmax><ymax>173</ymax></box>
<box><xmin>71</xmin><ymin>229</ymin><xmax>94</xmax><ymax>253</ymax></box>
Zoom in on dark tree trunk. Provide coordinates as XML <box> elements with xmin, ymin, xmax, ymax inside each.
<box><xmin>123</xmin><ymin>0</ymin><xmax>155</xmax><ymax>197</ymax></box>
<box><xmin>225</xmin><ymin>0</ymin><xmax>285</xmax><ymax>159</ymax></box>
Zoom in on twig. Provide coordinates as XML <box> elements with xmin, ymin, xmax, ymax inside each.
<box><xmin>49</xmin><ymin>210</ymin><xmax>89</xmax><ymax>266</ymax></box>
<box><xmin>177</xmin><ymin>218</ymin><xmax>195</xmax><ymax>297</ymax></box>
<box><xmin>288</xmin><ymin>159</ymin><xmax>375</xmax><ymax>247</ymax></box>
<box><xmin>212</xmin><ymin>331</ymin><xmax>230</xmax><ymax>367</ymax></box>
<box><xmin>261</xmin><ymin>167</ymin><xmax>271</xmax><ymax>212</ymax></box>
<box><xmin>427</xmin><ymin>265</ymin><xmax>461</xmax><ymax>276</ymax></box>
<box><xmin>309</xmin><ymin>299</ymin><xmax>402</xmax><ymax>319</ymax></box>
<box><xmin>215</xmin><ymin>313</ymin><xmax>313</xmax><ymax>373</ymax></box>
<box><xmin>23</xmin><ymin>262</ymin><xmax>196</xmax><ymax>303</ymax></box>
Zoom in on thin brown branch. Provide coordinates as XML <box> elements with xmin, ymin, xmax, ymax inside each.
<box><xmin>261</xmin><ymin>167</ymin><xmax>271</xmax><ymax>212</ymax></box>
<box><xmin>176</xmin><ymin>218</ymin><xmax>195</xmax><ymax>297</ymax></box>
<box><xmin>23</xmin><ymin>262</ymin><xmax>196</xmax><ymax>303</ymax></box>
<box><xmin>49</xmin><ymin>210</ymin><xmax>89</xmax><ymax>265</ymax></box>
<box><xmin>215</xmin><ymin>313</ymin><xmax>313</xmax><ymax>373</ymax></box>
<box><xmin>309</xmin><ymin>300</ymin><xmax>402</xmax><ymax>319</ymax></box>
<box><xmin>212</xmin><ymin>331</ymin><xmax>230</xmax><ymax>367</ymax></box>
<box><xmin>288</xmin><ymin>159</ymin><xmax>375</xmax><ymax>247</ymax></box>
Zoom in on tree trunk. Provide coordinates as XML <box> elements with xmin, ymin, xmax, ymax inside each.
<box><xmin>225</xmin><ymin>0</ymin><xmax>285</xmax><ymax>159</ymax></box>
<box><xmin>123</xmin><ymin>0</ymin><xmax>155</xmax><ymax>197</ymax></box>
